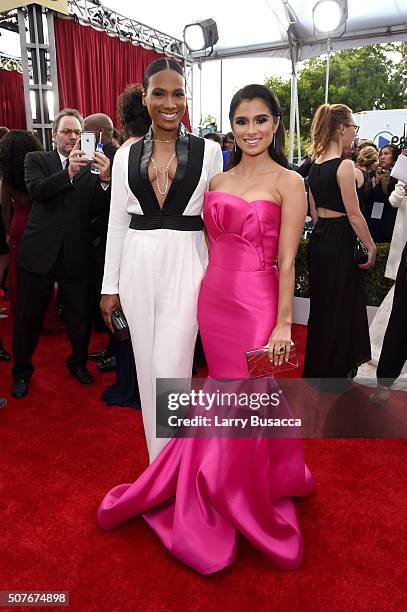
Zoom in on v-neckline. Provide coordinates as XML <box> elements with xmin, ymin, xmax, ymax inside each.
<box><xmin>127</xmin><ymin>132</ymin><xmax>206</xmax><ymax>220</ymax></box>
<box><xmin>141</xmin><ymin>126</ymin><xmax>189</xmax><ymax>213</ymax></box>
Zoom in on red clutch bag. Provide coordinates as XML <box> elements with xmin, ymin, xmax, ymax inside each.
<box><xmin>245</xmin><ymin>343</ymin><xmax>299</xmax><ymax>378</ymax></box>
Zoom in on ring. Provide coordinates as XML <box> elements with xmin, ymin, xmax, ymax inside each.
<box><xmin>276</xmin><ymin>346</ymin><xmax>285</xmax><ymax>355</ymax></box>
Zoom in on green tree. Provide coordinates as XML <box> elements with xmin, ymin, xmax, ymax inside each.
<box><xmin>265</xmin><ymin>43</ymin><xmax>406</xmax><ymax>145</ymax></box>
<box><xmin>394</xmin><ymin>41</ymin><xmax>407</xmax><ymax>92</ymax></box>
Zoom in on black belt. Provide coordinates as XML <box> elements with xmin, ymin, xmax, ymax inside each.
<box><xmin>129</xmin><ymin>214</ymin><xmax>203</xmax><ymax>231</ymax></box>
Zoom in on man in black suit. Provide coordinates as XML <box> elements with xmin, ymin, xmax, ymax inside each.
<box><xmin>11</xmin><ymin>108</ymin><xmax>112</xmax><ymax>398</ymax></box>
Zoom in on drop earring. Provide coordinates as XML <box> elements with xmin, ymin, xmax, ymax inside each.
<box><xmin>272</xmin><ymin>133</ymin><xmax>276</xmax><ymax>148</ymax></box>
<box><xmin>234</xmin><ymin>140</ymin><xmax>237</xmax><ymax>152</ymax></box>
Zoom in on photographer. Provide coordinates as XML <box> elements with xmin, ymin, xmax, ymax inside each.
<box><xmin>11</xmin><ymin>108</ymin><xmax>111</xmax><ymax>399</ymax></box>
<box><xmin>364</xmin><ymin>144</ymin><xmax>399</xmax><ymax>243</ymax></box>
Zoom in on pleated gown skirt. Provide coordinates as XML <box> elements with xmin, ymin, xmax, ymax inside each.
<box><xmin>303</xmin><ymin>216</ymin><xmax>371</xmax><ymax>378</ymax></box>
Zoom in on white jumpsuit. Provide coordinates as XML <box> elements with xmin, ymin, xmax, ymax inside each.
<box><xmin>102</xmin><ymin>134</ymin><xmax>223</xmax><ymax>461</ymax></box>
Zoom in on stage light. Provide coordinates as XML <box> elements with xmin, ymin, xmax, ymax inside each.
<box><xmin>183</xmin><ymin>18</ymin><xmax>218</xmax><ymax>52</ymax></box>
<box><xmin>312</xmin><ymin>0</ymin><xmax>348</xmax><ymax>33</ymax></box>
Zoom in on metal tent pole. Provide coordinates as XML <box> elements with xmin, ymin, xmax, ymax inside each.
<box><xmin>219</xmin><ymin>59</ymin><xmax>223</xmax><ymax>133</ymax></box>
<box><xmin>287</xmin><ymin>31</ymin><xmax>299</xmax><ymax>166</ymax></box>
<box><xmin>325</xmin><ymin>37</ymin><xmax>331</xmax><ymax>104</ymax></box>
<box><xmin>295</xmin><ymin>83</ymin><xmax>301</xmax><ymax>164</ymax></box>
<box><xmin>288</xmin><ymin>62</ymin><xmax>298</xmax><ymax>165</ymax></box>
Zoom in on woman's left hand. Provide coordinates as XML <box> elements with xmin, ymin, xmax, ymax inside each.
<box><xmin>266</xmin><ymin>323</ymin><xmax>292</xmax><ymax>366</ymax></box>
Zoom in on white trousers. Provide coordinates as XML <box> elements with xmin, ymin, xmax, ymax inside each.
<box><xmin>119</xmin><ymin>229</ymin><xmax>207</xmax><ymax>462</ymax></box>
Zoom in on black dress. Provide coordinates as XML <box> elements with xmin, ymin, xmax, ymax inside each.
<box><xmin>101</xmin><ymin>337</ymin><xmax>141</xmax><ymax>409</ymax></box>
<box><xmin>356</xmin><ymin>169</ymin><xmax>373</xmax><ymax>213</ymax></box>
<box><xmin>303</xmin><ymin>158</ymin><xmax>371</xmax><ymax>379</ymax></box>
<box><xmin>364</xmin><ymin>176</ymin><xmax>397</xmax><ymax>243</ymax></box>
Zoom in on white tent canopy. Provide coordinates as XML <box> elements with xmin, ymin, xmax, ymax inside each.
<box><xmin>102</xmin><ymin>1</ymin><xmax>407</xmax><ymax>63</ymax></box>
<box><xmin>184</xmin><ymin>0</ymin><xmax>407</xmax><ymax>62</ymax></box>
<box><xmin>110</xmin><ymin>0</ymin><xmax>406</xmax><ymax>161</ymax></box>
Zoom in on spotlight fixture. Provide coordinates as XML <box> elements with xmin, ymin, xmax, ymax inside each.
<box><xmin>0</xmin><ymin>17</ymin><xmax>19</xmax><ymax>34</ymax></box>
<box><xmin>183</xmin><ymin>18</ymin><xmax>218</xmax><ymax>52</ymax></box>
<box><xmin>312</xmin><ymin>0</ymin><xmax>348</xmax><ymax>33</ymax></box>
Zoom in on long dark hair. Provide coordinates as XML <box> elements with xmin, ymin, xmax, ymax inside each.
<box><xmin>143</xmin><ymin>57</ymin><xmax>185</xmax><ymax>90</ymax></box>
<box><xmin>228</xmin><ymin>84</ymin><xmax>288</xmax><ymax>169</ymax></box>
<box><xmin>0</xmin><ymin>129</ymin><xmax>44</xmax><ymax>192</ymax></box>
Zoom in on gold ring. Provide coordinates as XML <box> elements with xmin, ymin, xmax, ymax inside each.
<box><xmin>276</xmin><ymin>346</ymin><xmax>285</xmax><ymax>355</ymax></box>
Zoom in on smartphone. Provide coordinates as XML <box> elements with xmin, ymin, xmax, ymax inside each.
<box><xmin>80</xmin><ymin>131</ymin><xmax>96</xmax><ymax>161</ymax></box>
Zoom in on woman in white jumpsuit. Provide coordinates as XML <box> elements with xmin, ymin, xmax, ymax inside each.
<box><xmin>101</xmin><ymin>58</ymin><xmax>223</xmax><ymax>461</ymax></box>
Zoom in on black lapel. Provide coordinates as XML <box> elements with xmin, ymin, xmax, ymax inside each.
<box><xmin>161</xmin><ymin>130</ymin><xmax>190</xmax><ymax>213</ymax></box>
<box><xmin>128</xmin><ymin>137</ymin><xmax>159</xmax><ymax>215</ymax></box>
<box><xmin>49</xmin><ymin>149</ymin><xmax>65</xmax><ymax>174</ymax></box>
<box><xmin>127</xmin><ymin>131</ymin><xmax>205</xmax><ymax>216</ymax></box>
<box><xmin>74</xmin><ymin>166</ymin><xmax>91</xmax><ymax>184</ymax></box>
<box><xmin>164</xmin><ymin>134</ymin><xmax>205</xmax><ymax>215</ymax></box>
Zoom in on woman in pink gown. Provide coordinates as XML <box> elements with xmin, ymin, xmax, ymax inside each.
<box><xmin>98</xmin><ymin>85</ymin><xmax>314</xmax><ymax>574</ymax></box>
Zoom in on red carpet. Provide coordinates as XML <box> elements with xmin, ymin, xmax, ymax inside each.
<box><xmin>0</xmin><ymin>298</ymin><xmax>406</xmax><ymax>612</ymax></box>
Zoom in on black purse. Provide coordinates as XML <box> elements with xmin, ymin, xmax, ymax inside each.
<box><xmin>353</xmin><ymin>238</ymin><xmax>368</xmax><ymax>265</ymax></box>
<box><xmin>111</xmin><ymin>309</ymin><xmax>130</xmax><ymax>341</ymax></box>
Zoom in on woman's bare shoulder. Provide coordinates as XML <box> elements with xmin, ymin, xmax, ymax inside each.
<box><xmin>209</xmin><ymin>171</ymin><xmax>228</xmax><ymax>191</ymax></box>
<box><xmin>337</xmin><ymin>158</ymin><xmax>355</xmax><ymax>175</ymax></box>
<box><xmin>276</xmin><ymin>167</ymin><xmax>305</xmax><ymax>190</ymax></box>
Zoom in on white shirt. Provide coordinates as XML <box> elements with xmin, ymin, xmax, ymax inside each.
<box><xmin>57</xmin><ymin>151</ymin><xmax>69</xmax><ymax>169</ymax></box>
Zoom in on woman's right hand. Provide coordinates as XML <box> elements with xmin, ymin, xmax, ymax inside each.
<box><xmin>375</xmin><ymin>166</ymin><xmax>382</xmax><ymax>183</ymax></box>
<box><xmin>100</xmin><ymin>294</ymin><xmax>121</xmax><ymax>333</ymax></box>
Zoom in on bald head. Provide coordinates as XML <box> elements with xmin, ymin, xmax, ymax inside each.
<box><xmin>84</xmin><ymin>113</ymin><xmax>114</xmax><ymax>145</ymax></box>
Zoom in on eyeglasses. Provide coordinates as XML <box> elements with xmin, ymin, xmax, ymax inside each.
<box><xmin>58</xmin><ymin>129</ymin><xmax>82</xmax><ymax>136</ymax></box>
<box><xmin>346</xmin><ymin>124</ymin><xmax>359</xmax><ymax>134</ymax></box>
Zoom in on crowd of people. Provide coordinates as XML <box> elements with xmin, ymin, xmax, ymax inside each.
<box><xmin>0</xmin><ymin>56</ymin><xmax>406</xmax><ymax>572</ymax></box>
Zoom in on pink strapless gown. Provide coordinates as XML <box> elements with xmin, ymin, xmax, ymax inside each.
<box><xmin>97</xmin><ymin>192</ymin><xmax>314</xmax><ymax>574</ymax></box>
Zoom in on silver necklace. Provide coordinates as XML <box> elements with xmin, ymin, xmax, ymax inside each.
<box><xmin>151</xmin><ymin>153</ymin><xmax>176</xmax><ymax>196</ymax></box>
<box><xmin>153</xmin><ymin>137</ymin><xmax>176</xmax><ymax>143</ymax></box>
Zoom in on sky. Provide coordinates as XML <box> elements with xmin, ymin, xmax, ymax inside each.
<box><xmin>0</xmin><ymin>0</ymin><xmax>294</xmax><ymax>131</ymax></box>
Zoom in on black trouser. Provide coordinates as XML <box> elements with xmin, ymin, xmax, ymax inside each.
<box><xmin>377</xmin><ymin>242</ymin><xmax>407</xmax><ymax>387</ymax></box>
<box><xmin>88</xmin><ymin>251</ymin><xmax>110</xmax><ymax>332</ymax></box>
<box><xmin>12</xmin><ymin>249</ymin><xmax>91</xmax><ymax>379</ymax></box>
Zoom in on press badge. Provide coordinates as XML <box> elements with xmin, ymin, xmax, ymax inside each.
<box><xmin>371</xmin><ymin>202</ymin><xmax>384</xmax><ymax>219</ymax></box>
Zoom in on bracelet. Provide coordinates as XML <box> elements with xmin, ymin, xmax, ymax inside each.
<box><xmin>100</xmin><ymin>177</ymin><xmax>111</xmax><ymax>184</ymax></box>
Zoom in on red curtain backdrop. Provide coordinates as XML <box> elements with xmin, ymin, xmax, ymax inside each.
<box><xmin>0</xmin><ymin>69</ymin><xmax>26</xmax><ymax>129</ymax></box>
<box><xmin>54</xmin><ymin>18</ymin><xmax>191</xmax><ymax>131</ymax></box>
